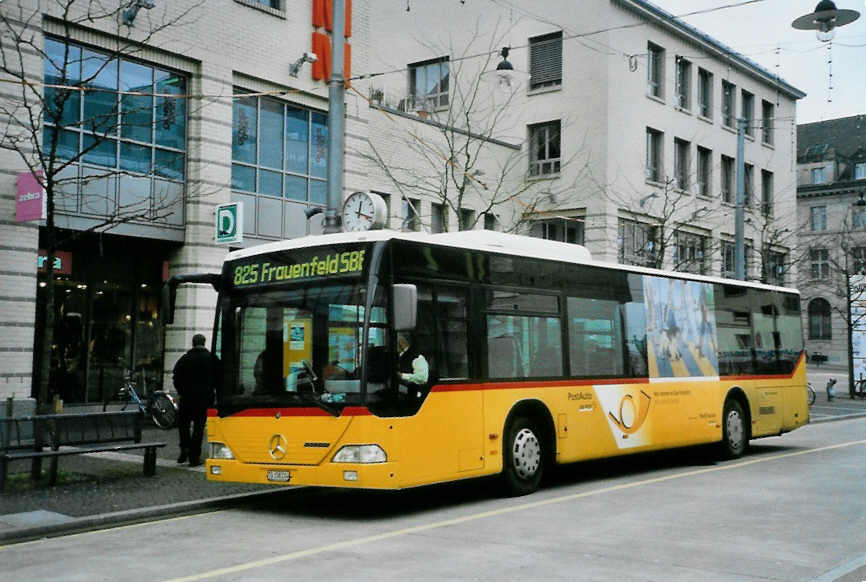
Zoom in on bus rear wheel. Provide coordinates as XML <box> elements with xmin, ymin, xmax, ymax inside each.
<box><xmin>503</xmin><ymin>416</ymin><xmax>544</xmax><ymax>496</ymax></box>
<box><xmin>721</xmin><ymin>399</ymin><xmax>747</xmax><ymax>459</ymax></box>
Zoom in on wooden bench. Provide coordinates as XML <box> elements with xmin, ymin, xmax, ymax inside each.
<box><xmin>0</xmin><ymin>410</ymin><xmax>165</xmax><ymax>491</ymax></box>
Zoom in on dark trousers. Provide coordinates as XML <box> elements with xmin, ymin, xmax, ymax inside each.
<box><xmin>178</xmin><ymin>404</ymin><xmax>206</xmax><ymax>462</ymax></box>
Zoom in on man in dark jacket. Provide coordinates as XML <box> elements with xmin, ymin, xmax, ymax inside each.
<box><xmin>173</xmin><ymin>334</ymin><xmax>219</xmax><ymax>466</ymax></box>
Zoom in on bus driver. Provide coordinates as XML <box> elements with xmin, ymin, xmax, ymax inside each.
<box><xmin>397</xmin><ymin>333</ymin><xmax>429</xmax><ymax>396</ymax></box>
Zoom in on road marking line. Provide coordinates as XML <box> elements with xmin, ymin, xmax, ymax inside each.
<box><xmin>165</xmin><ymin>439</ymin><xmax>866</xmax><ymax>582</ymax></box>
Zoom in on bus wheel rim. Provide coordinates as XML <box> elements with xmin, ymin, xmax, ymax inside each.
<box><xmin>512</xmin><ymin>428</ymin><xmax>541</xmax><ymax>479</ymax></box>
<box><xmin>726</xmin><ymin>410</ymin><xmax>744</xmax><ymax>448</ymax></box>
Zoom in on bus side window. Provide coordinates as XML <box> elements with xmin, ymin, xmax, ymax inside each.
<box><xmin>567</xmin><ymin>297</ymin><xmax>624</xmax><ymax>377</ymax></box>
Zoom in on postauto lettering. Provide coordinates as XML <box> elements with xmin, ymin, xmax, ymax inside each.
<box><xmin>233</xmin><ymin>250</ymin><xmax>365</xmax><ymax>287</ymax></box>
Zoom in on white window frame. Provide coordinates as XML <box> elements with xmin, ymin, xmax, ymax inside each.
<box><xmin>647</xmin><ymin>43</ymin><xmax>664</xmax><ymax>99</ymax></box>
<box><xmin>528</xmin><ymin>120</ymin><xmax>561</xmax><ymax>177</ymax></box>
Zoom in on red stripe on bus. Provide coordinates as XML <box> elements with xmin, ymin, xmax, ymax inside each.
<box><xmin>431</xmin><ymin>376</ymin><xmax>649</xmax><ymax>392</ymax></box>
<box><xmin>211</xmin><ymin>406</ymin><xmax>372</xmax><ymax>418</ymax></box>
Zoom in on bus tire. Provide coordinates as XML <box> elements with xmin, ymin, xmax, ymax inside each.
<box><xmin>502</xmin><ymin>416</ymin><xmax>544</xmax><ymax>496</ymax></box>
<box><xmin>721</xmin><ymin>399</ymin><xmax>748</xmax><ymax>459</ymax></box>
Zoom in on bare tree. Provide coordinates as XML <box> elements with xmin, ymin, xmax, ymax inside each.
<box><xmin>360</xmin><ymin>25</ymin><xmax>592</xmax><ymax>233</ymax></box>
<box><xmin>0</xmin><ymin>0</ymin><xmax>204</xmax><ymax>408</ymax></box>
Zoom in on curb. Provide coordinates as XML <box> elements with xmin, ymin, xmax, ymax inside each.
<box><xmin>0</xmin><ymin>488</ymin><xmax>288</xmax><ymax>546</ymax></box>
<box><xmin>809</xmin><ymin>412</ymin><xmax>866</xmax><ymax>424</ymax></box>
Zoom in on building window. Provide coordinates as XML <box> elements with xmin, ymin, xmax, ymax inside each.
<box><xmin>812</xmin><ymin>167</ymin><xmax>826</xmax><ymax>184</ymax></box>
<box><xmin>697</xmin><ymin>146</ymin><xmax>711</xmax><ymax>197</ymax></box>
<box><xmin>762</xmin><ymin>100</ymin><xmax>774</xmax><ymax>145</ymax></box>
<box><xmin>41</xmin><ymin>38</ymin><xmax>187</xmax><ymax>226</ymax></box>
<box><xmin>618</xmin><ymin>218</ymin><xmax>657</xmax><ymax>267</ymax></box>
<box><xmin>744</xmin><ymin>163</ymin><xmax>753</xmax><ymax>206</ymax></box>
<box><xmin>721</xmin><ymin>155</ymin><xmax>734</xmax><ymax>204</ymax></box>
<box><xmin>409</xmin><ymin>57</ymin><xmax>449</xmax><ymax>110</ymax></box>
<box><xmin>484</xmin><ymin>213</ymin><xmax>498</xmax><ymax>230</ymax></box>
<box><xmin>231</xmin><ymin>92</ymin><xmax>327</xmax><ymax>238</ymax></box>
<box><xmin>647</xmin><ymin>43</ymin><xmax>664</xmax><ymax>99</ymax></box>
<box><xmin>741</xmin><ymin>90</ymin><xmax>754</xmax><ymax>137</ymax></box>
<box><xmin>697</xmin><ymin>68</ymin><xmax>713</xmax><ymax>119</ymax></box>
<box><xmin>810</xmin><ymin>206</ymin><xmax>827</xmax><ymax>231</ymax></box>
<box><xmin>765</xmin><ymin>251</ymin><xmax>785</xmax><ymax>286</ymax></box>
<box><xmin>431</xmin><ymin>202</ymin><xmax>446</xmax><ymax>233</ymax></box>
<box><xmin>459</xmin><ymin>207</ymin><xmax>475</xmax><ymax>230</ymax></box>
<box><xmin>645</xmin><ymin>127</ymin><xmax>663</xmax><ymax>182</ymax></box>
<box><xmin>402</xmin><ymin>197</ymin><xmax>420</xmax><ymax>231</ymax></box>
<box><xmin>761</xmin><ymin>169</ymin><xmax>773</xmax><ymax>216</ymax></box>
<box><xmin>528</xmin><ymin>120</ymin><xmax>561</xmax><ymax>176</ymax></box>
<box><xmin>808</xmin><ymin>298</ymin><xmax>831</xmax><ymax>340</ymax></box>
<box><xmin>675</xmin><ymin>56</ymin><xmax>691</xmax><ymax>110</ymax></box>
<box><xmin>529</xmin><ymin>31</ymin><xmax>562</xmax><ymax>90</ymax></box>
<box><xmin>722</xmin><ymin>241</ymin><xmax>751</xmax><ymax>279</ymax></box>
<box><xmin>856</xmin><ymin>163</ymin><xmax>866</xmax><ymax>180</ymax></box>
<box><xmin>853</xmin><ymin>247</ymin><xmax>866</xmax><ymax>273</ymax></box>
<box><xmin>248</xmin><ymin>0</ymin><xmax>281</xmax><ymax>8</ymax></box>
<box><xmin>810</xmin><ymin>248</ymin><xmax>830</xmax><ymax>279</ymax></box>
<box><xmin>722</xmin><ymin>80</ymin><xmax>735</xmax><ymax>128</ymax></box>
<box><xmin>674</xmin><ymin>138</ymin><xmax>690</xmax><ymax>191</ymax></box>
<box><xmin>673</xmin><ymin>231</ymin><xmax>707</xmax><ymax>274</ymax></box>
<box><xmin>530</xmin><ymin>218</ymin><xmax>584</xmax><ymax>244</ymax></box>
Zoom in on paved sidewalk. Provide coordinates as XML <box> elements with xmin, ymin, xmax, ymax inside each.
<box><xmin>1</xmin><ymin>392</ymin><xmax>865</xmax><ymax>545</ymax></box>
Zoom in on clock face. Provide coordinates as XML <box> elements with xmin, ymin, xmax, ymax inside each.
<box><xmin>342</xmin><ymin>192</ymin><xmax>384</xmax><ymax>231</ymax></box>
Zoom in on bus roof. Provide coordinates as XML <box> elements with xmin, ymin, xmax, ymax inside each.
<box><xmin>225</xmin><ymin>229</ymin><xmax>799</xmax><ymax>295</ymax></box>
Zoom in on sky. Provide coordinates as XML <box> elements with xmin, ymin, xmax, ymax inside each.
<box><xmin>652</xmin><ymin>0</ymin><xmax>866</xmax><ymax>124</ymax></box>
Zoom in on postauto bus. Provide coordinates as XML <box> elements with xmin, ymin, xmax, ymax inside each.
<box><xmin>164</xmin><ymin>230</ymin><xmax>808</xmax><ymax>495</ymax></box>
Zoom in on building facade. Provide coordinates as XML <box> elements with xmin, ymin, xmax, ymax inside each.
<box><xmin>796</xmin><ymin>115</ymin><xmax>866</xmax><ymax>367</ymax></box>
<box><xmin>364</xmin><ymin>0</ymin><xmax>803</xmax><ymax>280</ymax></box>
<box><xmin>0</xmin><ymin>0</ymin><xmax>805</xmax><ymax>406</ymax></box>
<box><xmin>0</xmin><ymin>0</ymin><xmax>374</xmax><ymax>405</ymax></box>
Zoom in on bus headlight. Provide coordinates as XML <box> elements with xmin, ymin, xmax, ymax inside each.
<box><xmin>332</xmin><ymin>444</ymin><xmax>387</xmax><ymax>463</ymax></box>
<box><xmin>209</xmin><ymin>442</ymin><xmax>235</xmax><ymax>460</ymax></box>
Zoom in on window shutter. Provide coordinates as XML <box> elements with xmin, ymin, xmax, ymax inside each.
<box><xmin>530</xmin><ymin>32</ymin><xmax>562</xmax><ymax>89</ymax></box>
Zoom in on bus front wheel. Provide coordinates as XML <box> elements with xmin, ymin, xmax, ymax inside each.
<box><xmin>721</xmin><ymin>399</ymin><xmax>748</xmax><ymax>459</ymax></box>
<box><xmin>502</xmin><ymin>416</ymin><xmax>544</xmax><ymax>496</ymax></box>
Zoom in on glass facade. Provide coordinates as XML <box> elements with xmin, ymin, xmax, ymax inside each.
<box><xmin>42</xmin><ymin>38</ymin><xmax>186</xmax><ymax>227</ymax></box>
<box><xmin>231</xmin><ymin>92</ymin><xmax>328</xmax><ymax>239</ymax></box>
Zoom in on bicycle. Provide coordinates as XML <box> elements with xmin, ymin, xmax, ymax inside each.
<box><xmin>117</xmin><ymin>370</ymin><xmax>179</xmax><ymax>430</ymax></box>
<box><xmin>807</xmin><ymin>382</ymin><xmax>816</xmax><ymax>406</ymax></box>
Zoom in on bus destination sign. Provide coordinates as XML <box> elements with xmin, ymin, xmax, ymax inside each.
<box><xmin>232</xmin><ymin>249</ymin><xmax>366</xmax><ymax>288</ymax></box>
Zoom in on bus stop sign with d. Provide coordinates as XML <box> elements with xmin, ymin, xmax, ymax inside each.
<box><xmin>216</xmin><ymin>202</ymin><xmax>243</xmax><ymax>244</ymax></box>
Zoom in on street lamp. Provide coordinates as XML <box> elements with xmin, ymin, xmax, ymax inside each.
<box><xmin>792</xmin><ymin>1</ymin><xmax>860</xmax><ymax>42</ymax></box>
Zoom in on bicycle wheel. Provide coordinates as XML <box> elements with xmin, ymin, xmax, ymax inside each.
<box><xmin>150</xmin><ymin>393</ymin><xmax>178</xmax><ymax>429</ymax></box>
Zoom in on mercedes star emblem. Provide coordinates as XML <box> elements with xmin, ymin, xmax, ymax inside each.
<box><xmin>268</xmin><ymin>434</ymin><xmax>288</xmax><ymax>461</ymax></box>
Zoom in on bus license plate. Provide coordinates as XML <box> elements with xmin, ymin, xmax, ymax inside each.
<box><xmin>267</xmin><ymin>470</ymin><xmax>291</xmax><ymax>482</ymax></box>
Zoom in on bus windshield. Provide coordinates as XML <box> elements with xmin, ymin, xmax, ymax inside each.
<box><xmin>218</xmin><ymin>282</ymin><xmax>389</xmax><ymax>414</ymax></box>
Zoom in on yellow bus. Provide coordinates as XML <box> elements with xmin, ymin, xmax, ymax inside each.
<box><xmin>166</xmin><ymin>230</ymin><xmax>808</xmax><ymax>495</ymax></box>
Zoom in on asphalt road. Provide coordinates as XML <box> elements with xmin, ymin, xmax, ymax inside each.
<box><xmin>2</xmin><ymin>417</ymin><xmax>865</xmax><ymax>582</ymax></box>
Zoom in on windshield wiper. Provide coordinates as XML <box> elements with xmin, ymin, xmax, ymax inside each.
<box><xmin>298</xmin><ymin>391</ymin><xmax>341</xmax><ymax>417</ymax></box>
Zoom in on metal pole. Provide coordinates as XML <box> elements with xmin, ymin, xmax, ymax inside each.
<box><xmin>735</xmin><ymin>117</ymin><xmax>746</xmax><ymax>280</ymax></box>
<box><xmin>324</xmin><ymin>0</ymin><xmax>345</xmax><ymax>234</ymax></box>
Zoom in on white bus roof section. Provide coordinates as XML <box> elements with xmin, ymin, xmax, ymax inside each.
<box><xmin>226</xmin><ymin>230</ymin><xmax>592</xmax><ymax>264</ymax></box>
<box><xmin>224</xmin><ymin>229</ymin><xmax>798</xmax><ymax>295</ymax></box>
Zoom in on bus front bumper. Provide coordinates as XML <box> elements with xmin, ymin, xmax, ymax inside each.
<box><xmin>205</xmin><ymin>459</ymin><xmax>399</xmax><ymax>489</ymax></box>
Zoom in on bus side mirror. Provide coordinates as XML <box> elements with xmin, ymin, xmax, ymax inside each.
<box><xmin>161</xmin><ymin>273</ymin><xmax>223</xmax><ymax>325</ymax></box>
<box><xmin>393</xmin><ymin>284</ymin><xmax>417</xmax><ymax>331</ymax></box>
